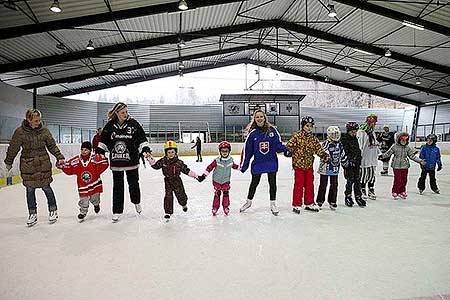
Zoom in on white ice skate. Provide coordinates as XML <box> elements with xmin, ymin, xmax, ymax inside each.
<box><xmin>270</xmin><ymin>200</ymin><xmax>279</xmax><ymax>216</ymax></box>
<box><xmin>240</xmin><ymin>199</ymin><xmax>252</xmax><ymax>213</ymax></box>
<box><xmin>292</xmin><ymin>206</ymin><xmax>302</xmax><ymax>214</ymax></box>
<box><xmin>135</xmin><ymin>203</ymin><xmax>142</xmax><ymax>214</ymax></box>
<box><xmin>112</xmin><ymin>213</ymin><xmax>121</xmax><ymax>222</ymax></box>
<box><xmin>48</xmin><ymin>211</ymin><xmax>58</xmax><ymax>224</ymax></box>
<box><xmin>368</xmin><ymin>190</ymin><xmax>376</xmax><ymax>200</ymax></box>
<box><xmin>305</xmin><ymin>203</ymin><xmax>320</xmax><ymax>212</ymax></box>
<box><xmin>27</xmin><ymin>213</ymin><xmax>37</xmax><ymax>227</ymax></box>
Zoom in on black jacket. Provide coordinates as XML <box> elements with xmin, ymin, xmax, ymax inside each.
<box><xmin>341</xmin><ymin>133</ymin><xmax>361</xmax><ymax>168</ymax></box>
<box><xmin>377</xmin><ymin>131</ymin><xmax>395</xmax><ymax>152</ymax></box>
<box><xmin>97</xmin><ymin>118</ymin><xmax>150</xmax><ymax>171</ymax></box>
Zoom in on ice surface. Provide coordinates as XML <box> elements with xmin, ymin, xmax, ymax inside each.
<box><xmin>1</xmin><ymin>155</ymin><xmax>449</xmax><ymax>300</ymax></box>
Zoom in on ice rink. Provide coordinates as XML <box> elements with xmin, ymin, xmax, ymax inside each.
<box><xmin>1</xmin><ymin>155</ymin><xmax>449</xmax><ymax>300</ymax></box>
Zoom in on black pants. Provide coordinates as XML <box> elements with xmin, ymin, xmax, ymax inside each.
<box><xmin>417</xmin><ymin>168</ymin><xmax>438</xmax><ymax>191</ymax></box>
<box><xmin>247</xmin><ymin>172</ymin><xmax>277</xmax><ymax>201</ymax></box>
<box><xmin>344</xmin><ymin>167</ymin><xmax>362</xmax><ymax>198</ymax></box>
<box><xmin>164</xmin><ymin>176</ymin><xmax>187</xmax><ymax>214</ymax></box>
<box><xmin>196</xmin><ymin>150</ymin><xmax>202</xmax><ymax>161</ymax></box>
<box><xmin>316</xmin><ymin>175</ymin><xmax>338</xmax><ymax>205</ymax></box>
<box><xmin>112</xmin><ymin>168</ymin><xmax>140</xmax><ymax>214</ymax></box>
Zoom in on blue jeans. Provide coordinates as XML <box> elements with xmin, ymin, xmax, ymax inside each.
<box><xmin>26</xmin><ymin>185</ymin><xmax>57</xmax><ymax>214</ymax></box>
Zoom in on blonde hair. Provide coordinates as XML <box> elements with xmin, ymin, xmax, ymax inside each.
<box><xmin>107</xmin><ymin>102</ymin><xmax>128</xmax><ymax>121</ymax></box>
<box><xmin>246</xmin><ymin>109</ymin><xmax>272</xmax><ymax>136</ymax></box>
<box><xmin>25</xmin><ymin>108</ymin><xmax>42</xmax><ymax>121</ymax></box>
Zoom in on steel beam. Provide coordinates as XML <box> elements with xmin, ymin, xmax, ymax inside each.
<box><xmin>333</xmin><ymin>0</ymin><xmax>450</xmax><ymax>37</ymax></box>
<box><xmin>48</xmin><ymin>59</ymin><xmax>249</xmax><ymax>97</ymax></box>
<box><xmin>0</xmin><ymin>21</ymin><xmax>271</xmax><ymax>74</ymax></box>
<box><xmin>0</xmin><ymin>0</ymin><xmax>244</xmax><ymax>40</ymax></box>
<box><xmin>19</xmin><ymin>44</ymin><xmax>256</xmax><ymax>89</ymax></box>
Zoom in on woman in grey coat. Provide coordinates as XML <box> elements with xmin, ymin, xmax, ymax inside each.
<box><xmin>4</xmin><ymin>108</ymin><xmax>65</xmax><ymax>226</ymax></box>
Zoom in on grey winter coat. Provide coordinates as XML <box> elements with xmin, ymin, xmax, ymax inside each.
<box><xmin>380</xmin><ymin>134</ymin><xmax>421</xmax><ymax>169</ymax></box>
<box><xmin>4</xmin><ymin>120</ymin><xmax>64</xmax><ymax>188</ymax></box>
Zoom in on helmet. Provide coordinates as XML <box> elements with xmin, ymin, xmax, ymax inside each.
<box><xmin>327</xmin><ymin>126</ymin><xmax>341</xmax><ymax>142</ymax></box>
<box><xmin>218</xmin><ymin>141</ymin><xmax>231</xmax><ymax>151</ymax></box>
<box><xmin>397</xmin><ymin>133</ymin><xmax>409</xmax><ymax>144</ymax></box>
<box><xmin>426</xmin><ymin>133</ymin><xmax>437</xmax><ymax>144</ymax></box>
<box><xmin>164</xmin><ymin>140</ymin><xmax>178</xmax><ymax>153</ymax></box>
<box><xmin>383</xmin><ymin>124</ymin><xmax>390</xmax><ymax>130</ymax></box>
<box><xmin>301</xmin><ymin>116</ymin><xmax>315</xmax><ymax>128</ymax></box>
<box><xmin>346</xmin><ymin>121</ymin><xmax>359</xmax><ymax>132</ymax></box>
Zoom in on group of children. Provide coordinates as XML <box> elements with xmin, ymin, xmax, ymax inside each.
<box><xmin>55</xmin><ymin>111</ymin><xmax>443</xmax><ymax>223</ymax></box>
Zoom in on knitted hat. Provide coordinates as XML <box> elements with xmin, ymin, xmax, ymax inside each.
<box><xmin>81</xmin><ymin>141</ymin><xmax>92</xmax><ymax>151</ymax></box>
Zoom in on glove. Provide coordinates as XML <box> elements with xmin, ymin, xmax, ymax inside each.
<box><xmin>142</xmin><ymin>146</ymin><xmax>152</xmax><ymax>155</ymax></box>
<box><xmin>378</xmin><ymin>155</ymin><xmax>383</xmax><ymax>160</ymax></box>
<box><xmin>437</xmin><ymin>165</ymin><xmax>442</xmax><ymax>172</ymax></box>
<box><xmin>5</xmin><ymin>164</ymin><xmax>12</xmax><ymax>172</ymax></box>
<box><xmin>96</xmin><ymin>147</ymin><xmax>106</xmax><ymax>155</ymax></box>
<box><xmin>56</xmin><ymin>159</ymin><xmax>65</xmax><ymax>168</ymax></box>
<box><xmin>197</xmin><ymin>174</ymin><xmax>206</xmax><ymax>182</ymax></box>
<box><xmin>283</xmin><ymin>150</ymin><xmax>292</xmax><ymax>157</ymax></box>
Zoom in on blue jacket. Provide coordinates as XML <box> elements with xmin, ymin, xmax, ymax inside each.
<box><xmin>240</xmin><ymin>127</ymin><xmax>288</xmax><ymax>175</ymax></box>
<box><xmin>318</xmin><ymin>139</ymin><xmax>348</xmax><ymax>176</ymax></box>
<box><xmin>419</xmin><ymin>143</ymin><xmax>442</xmax><ymax>170</ymax></box>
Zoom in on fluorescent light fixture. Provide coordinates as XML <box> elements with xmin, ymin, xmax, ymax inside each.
<box><xmin>56</xmin><ymin>43</ymin><xmax>66</xmax><ymax>50</ymax></box>
<box><xmin>384</xmin><ymin>48</ymin><xmax>392</xmax><ymax>57</ymax></box>
<box><xmin>179</xmin><ymin>61</ymin><xmax>185</xmax><ymax>69</ymax></box>
<box><xmin>415</xmin><ymin>77</ymin><xmax>422</xmax><ymax>85</ymax></box>
<box><xmin>86</xmin><ymin>40</ymin><xmax>94</xmax><ymax>50</ymax></box>
<box><xmin>178</xmin><ymin>0</ymin><xmax>188</xmax><ymax>10</ymax></box>
<box><xmin>50</xmin><ymin>0</ymin><xmax>62</xmax><ymax>13</ymax></box>
<box><xmin>287</xmin><ymin>41</ymin><xmax>295</xmax><ymax>51</ymax></box>
<box><xmin>178</xmin><ymin>39</ymin><xmax>186</xmax><ymax>47</ymax></box>
<box><xmin>353</xmin><ymin>48</ymin><xmax>372</xmax><ymax>55</ymax></box>
<box><xmin>345</xmin><ymin>66</ymin><xmax>351</xmax><ymax>74</ymax></box>
<box><xmin>402</xmin><ymin>20</ymin><xmax>424</xmax><ymax>30</ymax></box>
<box><xmin>107</xmin><ymin>64</ymin><xmax>114</xmax><ymax>72</ymax></box>
<box><xmin>327</xmin><ymin>4</ymin><xmax>337</xmax><ymax>18</ymax></box>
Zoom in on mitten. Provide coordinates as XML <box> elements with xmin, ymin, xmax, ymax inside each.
<box><xmin>197</xmin><ymin>174</ymin><xmax>206</xmax><ymax>182</ymax></box>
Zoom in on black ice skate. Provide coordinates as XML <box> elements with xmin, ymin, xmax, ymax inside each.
<box><xmin>368</xmin><ymin>189</ymin><xmax>376</xmax><ymax>200</ymax></box>
<box><xmin>355</xmin><ymin>196</ymin><xmax>366</xmax><ymax>207</ymax></box>
<box><xmin>78</xmin><ymin>213</ymin><xmax>86</xmax><ymax>222</ymax></box>
<box><xmin>433</xmin><ymin>189</ymin><xmax>440</xmax><ymax>194</ymax></box>
<box><xmin>344</xmin><ymin>195</ymin><xmax>354</xmax><ymax>207</ymax></box>
<box><xmin>94</xmin><ymin>205</ymin><xmax>100</xmax><ymax>213</ymax></box>
<box><xmin>164</xmin><ymin>214</ymin><xmax>171</xmax><ymax>221</ymax></box>
<box><xmin>182</xmin><ymin>206</ymin><xmax>188</xmax><ymax>212</ymax></box>
<box><xmin>292</xmin><ymin>206</ymin><xmax>301</xmax><ymax>214</ymax></box>
<box><xmin>329</xmin><ymin>203</ymin><xmax>337</xmax><ymax>210</ymax></box>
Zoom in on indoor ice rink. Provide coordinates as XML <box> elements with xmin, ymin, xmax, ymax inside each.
<box><xmin>1</xmin><ymin>155</ymin><xmax>449</xmax><ymax>300</ymax></box>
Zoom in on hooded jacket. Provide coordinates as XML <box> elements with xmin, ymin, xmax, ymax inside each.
<box><xmin>4</xmin><ymin>120</ymin><xmax>64</xmax><ymax>188</ymax></box>
<box><xmin>419</xmin><ymin>143</ymin><xmax>442</xmax><ymax>170</ymax></box>
<box><xmin>380</xmin><ymin>132</ymin><xmax>421</xmax><ymax>169</ymax></box>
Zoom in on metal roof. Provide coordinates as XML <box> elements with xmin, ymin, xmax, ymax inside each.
<box><xmin>0</xmin><ymin>0</ymin><xmax>449</xmax><ymax>106</ymax></box>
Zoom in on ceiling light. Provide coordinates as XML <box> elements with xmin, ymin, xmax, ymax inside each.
<box><xmin>345</xmin><ymin>66</ymin><xmax>351</xmax><ymax>74</ymax></box>
<box><xmin>179</xmin><ymin>61</ymin><xmax>185</xmax><ymax>69</ymax></box>
<box><xmin>324</xmin><ymin>76</ymin><xmax>329</xmax><ymax>82</ymax></box>
<box><xmin>287</xmin><ymin>41</ymin><xmax>295</xmax><ymax>51</ymax></box>
<box><xmin>353</xmin><ymin>48</ymin><xmax>372</xmax><ymax>55</ymax></box>
<box><xmin>56</xmin><ymin>43</ymin><xmax>66</xmax><ymax>50</ymax></box>
<box><xmin>402</xmin><ymin>20</ymin><xmax>424</xmax><ymax>30</ymax></box>
<box><xmin>49</xmin><ymin>0</ymin><xmax>62</xmax><ymax>13</ymax></box>
<box><xmin>384</xmin><ymin>48</ymin><xmax>392</xmax><ymax>57</ymax></box>
<box><xmin>86</xmin><ymin>40</ymin><xmax>94</xmax><ymax>50</ymax></box>
<box><xmin>178</xmin><ymin>39</ymin><xmax>186</xmax><ymax>47</ymax></box>
<box><xmin>4</xmin><ymin>0</ymin><xmax>17</xmax><ymax>10</ymax></box>
<box><xmin>107</xmin><ymin>64</ymin><xmax>114</xmax><ymax>72</ymax></box>
<box><xmin>415</xmin><ymin>77</ymin><xmax>422</xmax><ymax>85</ymax></box>
<box><xmin>327</xmin><ymin>4</ymin><xmax>337</xmax><ymax>18</ymax></box>
<box><xmin>178</xmin><ymin>0</ymin><xmax>188</xmax><ymax>10</ymax></box>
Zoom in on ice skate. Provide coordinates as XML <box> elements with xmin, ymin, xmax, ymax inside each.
<box><xmin>418</xmin><ymin>189</ymin><xmax>424</xmax><ymax>195</ymax></box>
<box><xmin>223</xmin><ymin>207</ymin><xmax>230</xmax><ymax>216</ymax></box>
<box><xmin>182</xmin><ymin>205</ymin><xmax>188</xmax><ymax>212</ymax></box>
<box><xmin>78</xmin><ymin>213</ymin><xmax>86</xmax><ymax>223</ymax></box>
<box><xmin>329</xmin><ymin>203</ymin><xmax>337</xmax><ymax>210</ymax></box>
<box><xmin>27</xmin><ymin>213</ymin><xmax>37</xmax><ymax>227</ymax></box>
<box><xmin>164</xmin><ymin>214</ymin><xmax>171</xmax><ymax>221</ymax></box>
<box><xmin>135</xmin><ymin>203</ymin><xmax>142</xmax><ymax>214</ymax></box>
<box><xmin>212</xmin><ymin>208</ymin><xmax>218</xmax><ymax>216</ymax></box>
<box><xmin>344</xmin><ymin>195</ymin><xmax>354</xmax><ymax>207</ymax></box>
<box><xmin>355</xmin><ymin>196</ymin><xmax>366</xmax><ymax>207</ymax></box>
<box><xmin>94</xmin><ymin>205</ymin><xmax>100</xmax><ymax>213</ymax></box>
<box><xmin>380</xmin><ymin>170</ymin><xmax>388</xmax><ymax>176</ymax></box>
<box><xmin>368</xmin><ymin>189</ymin><xmax>376</xmax><ymax>200</ymax></box>
<box><xmin>361</xmin><ymin>188</ymin><xmax>368</xmax><ymax>200</ymax></box>
<box><xmin>392</xmin><ymin>193</ymin><xmax>399</xmax><ymax>200</ymax></box>
<box><xmin>240</xmin><ymin>199</ymin><xmax>252</xmax><ymax>213</ymax></box>
<box><xmin>270</xmin><ymin>200</ymin><xmax>279</xmax><ymax>216</ymax></box>
<box><xmin>433</xmin><ymin>189</ymin><xmax>440</xmax><ymax>194</ymax></box>
<box><xmin>112</xmin><ymin>213</ymin><xmax>120</xmax><ymax>223</ymax></box>
<box><xmin>317</xmin><ymin>202</ymin><xmax>323</xmax><ymax>210</ymax></box>
<box><xmin>48</xmin><ymin>210</ymin><xmax>58</xmax><ymax>224</ymax></box>
<box><xmin>305</xmin><ymin>203</ymin><xmax>320</xmax><ymax>212</ymax></box>
<box><xmin>399</xmin><ymin>192</ymin><xmax>407</xmax><ymax>199</ymax></box>
<box><xmin>292</xmin><ymin>206</ymin><xmax>302</xmax><ymax>214</ymax></box>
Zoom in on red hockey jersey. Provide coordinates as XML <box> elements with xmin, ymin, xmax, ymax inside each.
<box><xmin>59</xmin><ymin>154</ymin><xmax>109</xmax><ymax>197</ymax></box>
